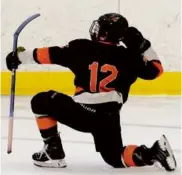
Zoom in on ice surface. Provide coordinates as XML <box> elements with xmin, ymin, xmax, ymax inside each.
<box><xmin>1</xmin><ymin>96</ymin><xmax>181</xmax><ymax>175</ymax></box>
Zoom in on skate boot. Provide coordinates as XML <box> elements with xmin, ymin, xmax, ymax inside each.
<box><xmin>151</xmin><ymin>135</ymin><xmax>177</xmax><ymax>171</ymax></box>
<box><xmin>32</xmin><ymin>133</ymin><xmax>67</xmax><ymax>168</ymax></box>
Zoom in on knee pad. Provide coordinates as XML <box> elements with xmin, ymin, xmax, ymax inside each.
<box><xmin>31</xmin><ymin>90</ymin><xmax>56</xmax><ymax>115</ymax></box>
<box><xmin>101</xmin><ymin>151</ymin><xmax>124</xmax><ymax>168</ymax></box>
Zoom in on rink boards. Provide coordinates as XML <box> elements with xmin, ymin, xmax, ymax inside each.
<box><xmin>1</xmin><ymin>71</ymin><xmax>181</xmax><ymax>95</ymax></box>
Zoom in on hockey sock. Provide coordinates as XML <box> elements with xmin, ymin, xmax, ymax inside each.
<box><xmin>122</xmin><ymin>145</ymin><xmax>154</xmax><ymax>167</ymax></box>
<box><xmin>36</xmin><ymin>116</ymin><xmax>58</xmax><ymax>138</ymax></box>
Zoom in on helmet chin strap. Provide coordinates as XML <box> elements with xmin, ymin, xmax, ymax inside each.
<box><xmin>98</xmin><ymin>39</ymin><xmax>119</xmax><ymax>46</ymax></box>
<box><xmin>98</xmin><ymin>36</ymin><xmax>119</xmax><ymax>45</ymax></box>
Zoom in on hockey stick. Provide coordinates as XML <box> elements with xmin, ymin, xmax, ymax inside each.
<box><xmin>7</xmin><ymin>13</ymin><xmax>41</xmax><ymax>154</ymax></box>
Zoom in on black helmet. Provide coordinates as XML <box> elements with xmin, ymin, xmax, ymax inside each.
<box><xmin>89</xmin><ymin>13</ymin><xmax>129</xmax><ymax>43</ymax></box>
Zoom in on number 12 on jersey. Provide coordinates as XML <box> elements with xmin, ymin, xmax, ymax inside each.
<box><xmin>89</xmin><ymin>62</ymin><xmax>118</xmax><ymax>92</ymax></box>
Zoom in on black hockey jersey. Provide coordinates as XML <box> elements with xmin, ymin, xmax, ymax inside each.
<box><xmin>33</xmin><ymin>39</ymin><xmax>163</xmax><ymax>103</ymax></box>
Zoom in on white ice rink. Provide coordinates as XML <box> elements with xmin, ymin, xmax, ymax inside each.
<box><xmin>1</xmin><ymin>96</ymin><xmax>181</xmax><ymax>175</ymax></box>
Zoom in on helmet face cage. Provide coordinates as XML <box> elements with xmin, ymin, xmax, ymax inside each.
<box><xmin>89</xmin><ymin>20</ymin><xmax>100</xmax><ymax>41</ymax></box>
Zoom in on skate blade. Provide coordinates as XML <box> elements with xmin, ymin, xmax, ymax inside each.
<box><xmin>159</xmin><ymin>135</ymin><xmax>177</xmax><ymax>171</ymax></box>
<box><xmin>33</xmin><ymin>159</ymin><xmax>67</xmax><ymax>168</ymax></box>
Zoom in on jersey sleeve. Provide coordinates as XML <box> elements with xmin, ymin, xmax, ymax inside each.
<box><xmin>136</xmin><ymin>47</ymin><xmax>163</xmax><ymax>80</ymax></box>
<box><xmin>33</xmin><ymin>44</ymin><xmax>73</xmax><ymax>68</ymax></box>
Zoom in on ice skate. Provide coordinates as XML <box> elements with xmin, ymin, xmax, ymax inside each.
<box><xmin>32</xmin><ymin>134</ymin><xmax>67</xmax><ymax>168</ymax></box>
<box><xmin>152</xmin><ymin>135</ymin><xmax>177</xmax><ymax>171</ymax></box>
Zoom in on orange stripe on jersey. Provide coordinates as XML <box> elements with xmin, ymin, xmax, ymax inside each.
<box><xmin>75</xmin><ymin>87</ymin><xmax>84</xmax><ymax>94</ymax></box>
<box><xmin>123</xmin><ymin>145</ymin><xmax>138</xmax><ymax>167</ymax></box>
<box><xmin>36</xmin><ymin>117</ymin><xmax>57</xmax><ymax>130</ymax></box>
<box><xmin>36</xmin><ymin>48</ymin><xmax>51</xmax><ymax>64</ymax></box>
<box><xmin>152</xmin><ymin>61</ymin><xmax>163</xmax><ymax>77</ymax></box>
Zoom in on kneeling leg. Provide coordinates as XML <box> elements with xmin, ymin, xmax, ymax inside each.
<box><xmin>93</xmin><ymin>114</ymin><xmax>155</xmax><ymax>168</ymax></box>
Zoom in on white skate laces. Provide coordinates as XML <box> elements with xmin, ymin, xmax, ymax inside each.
<box><xmin>155</xmin><ymin>135</ymin><xmax>177</xmax><ymax>171</ymax></box>
<box><xmin>33</xmin><ymin>144</ymin><xmax>67</xmax><ymax>168</ymax></box>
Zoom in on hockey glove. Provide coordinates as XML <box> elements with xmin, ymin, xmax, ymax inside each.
<box><xmin>122</xmin><ymin>27</ymin><xmax>151</xmax><ymax>54</ymax></box>
<box><xmin>6</xmin><ymin>46</ymin><xmax>25</xmax><ymax>71</ymax></box>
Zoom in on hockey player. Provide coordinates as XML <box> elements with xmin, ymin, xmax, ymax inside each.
<box><xmin>6</xmin><ymin>13</ymin><xmax>176</xmax><ymax>171</ymax></box>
